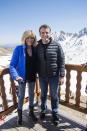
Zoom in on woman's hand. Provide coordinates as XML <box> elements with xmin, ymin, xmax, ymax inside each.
<box><xmin>16</xmin><ymin>76</ymin><xmax>23</xmax><ymax>81</ymax></box>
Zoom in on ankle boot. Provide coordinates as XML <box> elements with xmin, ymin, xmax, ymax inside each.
<box><xmin>29</xmin><ymin>107</ymin><xmax>38</xmax><ymax>122</ymax></box>
<box><xmin>17</xmin><ymin>109</ymin><xmax>22</xmax><ymax>125</ymax></box>
<box><xmin>52</xmin><ymin>113</ymin><xmax>59</xmax><ymax>126</ymax></box>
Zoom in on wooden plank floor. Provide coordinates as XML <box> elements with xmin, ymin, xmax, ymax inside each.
<box><xmin>0</xmin><ymin>100</ymin><xmax>86</xmax><ymax>131</ymax></box>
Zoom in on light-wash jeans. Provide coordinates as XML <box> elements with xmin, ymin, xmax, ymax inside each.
<box><xmin>18</xmin><ymin>82</ymin><xmax>35</xmax><ymax>110</ymax></box>
<box><xmin>39</xmin><ymin>76</ymin><xmax>59</xmax><ymax>115</ymax></box>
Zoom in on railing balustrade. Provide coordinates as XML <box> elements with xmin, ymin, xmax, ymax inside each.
<box><xmin>0</xmin><ymin>64</ymin><xmax>87</xmax><ymax>118</ymax></box>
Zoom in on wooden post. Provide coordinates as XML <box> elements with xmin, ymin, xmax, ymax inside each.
<box><xmin>75</xmin><ymin>71</ymin><xmax>82</xmax><ymax>107</ymax></box>
<box><xmin>10</xmin><ymin>78</ymin><xmax>17</xmax><ymax>105</ymax></box>
<box><xmin>35</xmin><ymin>77</ymin><xmax>40</xmax><ymax>104</ymax></box>
<box><xmin>65</xmin><ymin>69</ymin><xmax>70</xmax><ymax>103</ymax></box>
<box><xmin>0</xmin><ymin>77</ymin><xmax>8</xmax><ymax>110</ymax></box>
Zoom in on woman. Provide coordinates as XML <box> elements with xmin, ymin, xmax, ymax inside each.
<box><xmin>9</xmin><ymin>30</ymin><xmax>38</xmax><ymax>125</ymax></box>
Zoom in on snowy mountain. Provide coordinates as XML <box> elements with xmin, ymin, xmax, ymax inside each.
<box><xmin>52</xmin><ymin>27</ymin><xmax>87</xmax><ymax>64</ymax></box>
<box><xmin>0</xmin><ymin>28</ymin><xmax>87</xmax><ymax>65</ymax></box>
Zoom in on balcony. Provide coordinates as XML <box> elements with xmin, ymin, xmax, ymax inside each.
<box><xmin>0</xmin><ymin>64</ymin><xmax>87</xmax><ymax>130</ymax></box>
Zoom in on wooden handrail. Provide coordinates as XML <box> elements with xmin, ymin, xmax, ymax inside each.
<box><xmin>65</xmin><ymin>64</ymin><xmax>87</xmax><ymax>71</ymax></box>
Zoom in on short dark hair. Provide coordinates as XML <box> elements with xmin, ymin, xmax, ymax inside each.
<box><xmin>39</xmin><ymin>24</ymin><xmax>51</xmax><ymax>33</ymax></box>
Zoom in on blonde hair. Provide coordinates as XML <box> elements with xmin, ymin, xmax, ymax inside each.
<box><xmin>21</xmin><ymin>30</ymin><xmax>37</xmax><ymax>46</ymax></box>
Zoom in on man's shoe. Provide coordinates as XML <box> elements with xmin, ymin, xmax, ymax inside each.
<box><xmin>40</xmin><ymin>111</ymin><xmax>45</xmax><ymax>120</ymax></box>
<box><xmin>52</xmin><ymin>114</ymin><xmax>59</xmax><ymax>126</ymax></box>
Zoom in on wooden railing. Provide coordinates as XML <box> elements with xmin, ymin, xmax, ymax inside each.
<box><xmin>59</xmin><ymin>64</ymin><xmax>87</xmax><ymax>113</ymax></box>
<box><xmin>0</xmin><ymin>68</ymin><xmax>17</xmax><ymax>118</ymax></box>
<box><xmin>0</xmin><ymin>64</ymin><xmax>87</xmax><ymax>118</ymax></box>
<box><xmin>0</xmin><ymin>68</ymin><xmax>40</xmax><ymax>118</ymax></box>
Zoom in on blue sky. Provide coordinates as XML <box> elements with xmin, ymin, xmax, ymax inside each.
<box><xmin>0</xmin><ymin>0</ymin><xmax>87</xmax><ymax>45</ymax></box>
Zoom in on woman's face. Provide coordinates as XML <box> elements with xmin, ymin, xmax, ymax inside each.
<box><xmin>25</xmin><ymin>37</ymin><xmax>35</xmax><ymax>46</ymax></box>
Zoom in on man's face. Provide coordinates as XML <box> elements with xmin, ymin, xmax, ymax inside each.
<box><xmin>39</xmin><ymin>27</ymin><xmax>51</xmax><ymax>43</ymax></box>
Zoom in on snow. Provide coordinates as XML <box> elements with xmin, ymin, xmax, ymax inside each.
<box><xmin>52</xmin><ymin>27</ymin><xmax>87</xmax><ymax>64</ymax></box>
<box><xmin>0</xmin><ymin>54</ymin><xmax>11</xmax><ymax>69</ymax></box>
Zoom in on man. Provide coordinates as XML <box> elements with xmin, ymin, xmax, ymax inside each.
<box><xmin>36</xmin><ymin>24</ymin><xmax>65</xmax><ymax>125</ymax></box>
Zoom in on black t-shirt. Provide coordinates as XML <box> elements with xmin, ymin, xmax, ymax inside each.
<box><xmin>25</xmin><ymin>47</ymin><xmax>36</xmax><ymax>82</ymax></box>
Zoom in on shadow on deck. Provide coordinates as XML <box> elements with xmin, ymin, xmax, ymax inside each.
<box><xmin>0</xmin><ymin>102</ymin><xmax>86</xmax><ymax>131</ymax></box>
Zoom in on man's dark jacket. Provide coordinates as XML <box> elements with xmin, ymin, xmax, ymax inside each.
<box><xmin>36</xmin><ymin>38</ymin><xmax>65</xmax><ymax>78</ymax></box>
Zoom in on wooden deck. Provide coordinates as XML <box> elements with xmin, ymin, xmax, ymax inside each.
<box><xmin>0</xmin><ymin>100</ymin><xmax>86</xmax><ymax>131</ymax></box>
<box><xmin>0</xmin><ymin>66</ymin><xmax>87</xmax><ymax>130</ymax></box>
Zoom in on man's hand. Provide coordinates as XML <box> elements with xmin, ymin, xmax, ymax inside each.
<box><xmin>59</xmin><ymin>77</ymin><xmax>64</xmax><ymax>85</ymax></box>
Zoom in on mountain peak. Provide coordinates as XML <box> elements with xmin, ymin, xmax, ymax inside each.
<box><xmin>78</xmin><ymin>27</ymin><xmax>87</xmax><ymax>37</ymax></box>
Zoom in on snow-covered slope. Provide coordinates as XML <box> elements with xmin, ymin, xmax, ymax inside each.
<box><xmin>52</xmin><ymin>27</ymin><xmax>87</xmax><ymax>64</ymax></box>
